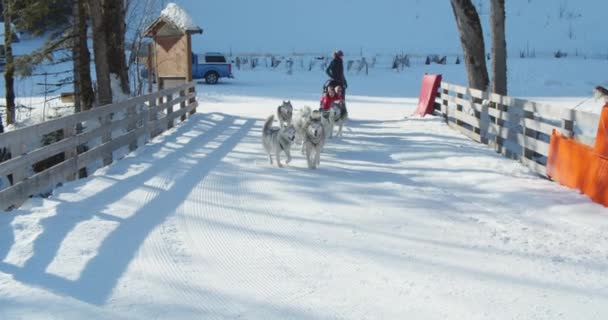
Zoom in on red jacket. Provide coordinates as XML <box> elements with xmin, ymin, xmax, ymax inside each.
<box><xmin>320</xmin><ymin>94</ymin><xmax>338</xmax><ymax>110</ymax></box>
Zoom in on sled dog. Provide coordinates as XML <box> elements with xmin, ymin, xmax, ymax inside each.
<box><xmin>262</xmin><ymin>115</ymin><xmax>296</xmax><ymax>168</ymax></box>
<box><xmin>303</xmin><ymin>116</ymin><xmax>325</xmax><ymax>169</ymax></box>
<box><xmin>277</xmin><ymin>100</ymin><xmax>294</xmax><ymax>128</ymax></box>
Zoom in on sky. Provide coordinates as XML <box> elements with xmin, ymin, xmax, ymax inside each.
<box><xmin>171</xmin><ymin>0</ymin><xmax>608</xmax><ymax>57</ymax></box>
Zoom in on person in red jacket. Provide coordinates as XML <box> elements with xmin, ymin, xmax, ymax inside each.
<box><xmin>320</xmin><ymin>86</ymin><xmax>337</xmax><ymax>110</ymax></box>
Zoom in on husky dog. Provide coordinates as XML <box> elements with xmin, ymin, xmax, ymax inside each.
<box><xmin>262</xmin><ymin>115</ymin><xmax>296</xmax><ymax>168</ymax></box>
<box><xmin>331</xmin><ymin>100</ymin><xmax>348</xmax><ymax>137</ymax></box>
<box><xmin>594</xmin><ymin>86</ymin><xmax>608</xmax><ymax>102</ymax></box>
<box><xmin>320</xmin><ymin>107</ymin><xmax>337</xmax><ymax>139</ymax></box>
<box><xmin>294</xmin><ymin>105</ymin><xmax>313</xmax><ymax>146</ymax></box>
<box><xmin>277</xmin><ymin>100</ymin><xmax>294</xmax><ymax>128</ymax></box>
<box><xmin>303</xmin><ymin>117</ymin><xmax>325</xmax><ymax>169</ymax></box>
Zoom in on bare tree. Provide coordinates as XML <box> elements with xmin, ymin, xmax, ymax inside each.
<box><xmin>86</xmin><ymin>0</ymin><xmax>113</xmax><ymax>105</ymax></box>
<box><xmin>450</xmin><ymin>0</ymin><xmax>489</xmax><ymax>91</ymax></box>
<box><xmin>104</xmin><ymin>0</ymin><xmax>130</xmax><ymax>95</ymax></box>
<box><xmin>3</xmin><ymin>0</ymin><xmax>15</xmax><ymax>129</ymax></box>
<box><xmin>490</xmin><ymin>0</ymin><xmax>507</xmax><ymax>95</ymax></box>
<box><xmin>72</xmin><ymin>0</ymin><xmax>95</xmax><ymax>112</ymax></box>
<box><xmin>125</xmin><ymin>0</ymin><xmax>165</xmax><ymax>95</ymax></box>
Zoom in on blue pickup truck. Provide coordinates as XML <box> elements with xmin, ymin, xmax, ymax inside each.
<box><xmin>192</xmin><ymin>52</ymin><xmax>233</xmax><ymax>84</ymax></box>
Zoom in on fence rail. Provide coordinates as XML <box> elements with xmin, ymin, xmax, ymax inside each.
<box><xmin>0</xmin><ymin>82</ymin><xmax>198</xmax><ymax>210</ymax></box>
<box><xmin>434</xmin><ymin>81</ymin><xmax>599</xmax><ymax>177</ymax></box>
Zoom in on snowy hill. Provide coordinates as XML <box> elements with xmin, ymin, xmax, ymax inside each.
<box><xmin>172</xmin><ymin>0</ymin><xmax>608</xmax><ymax>57</ymax></box>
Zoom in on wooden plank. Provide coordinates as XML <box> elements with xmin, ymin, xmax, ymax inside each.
<box><xmin>514</xmin><ymin>98</ymin><xmax>565</xmax><ymax>119</ymax></box>
<box><xmin>516</xmin><ymin>133</ymin><xmax>550</xmax><ymax>156</ymax></box>
<box><xmin>486</xmin><ymin>105</ymin><xmax>522</xmax><ymax>123</ymax></box>
<box><xmin>155</xmin><ymin>92</ymin><xmax>195</xmax><ymax>113</ymax></box>
<box><xmin>0</xmin><ymin>137</ymin><xmax>76</xmax><ymax>178</ymax></box>
<box><xmin>0</xmin><ymin>115</ymin><xmax>75</xmax><ymax>145</ymax></box>
<box><xmin>523</xmin><ymin>118</ymin><xmax>560</xmax><ymax>136</ymax></box>
<box><xmin>0</xmin><ymin>158</ymin><xmax>77</xmax><ymax>210</ymax></box>
<box><xmin>449</xmin><ymin>108</ymin><xmax>481</xmax><ymax>128</ymax></box>
<box><xmin>165</xmin><ymin>101</ymin><xmax>198</xmax><ymax>125</ymax></box>
<box><xmin>485</xmin><ymin>122</ymin><xmax>516</xmax><ymax>140</ymax></box>
<box><xmin>441</xmin><ymin>82</ymin><xmax>485</xmax><ymax>100</ymax></box>
<box><xmin>447</xmin><ymin>118</ymin><xmax>481</xmax><ymax>142</ymax></box>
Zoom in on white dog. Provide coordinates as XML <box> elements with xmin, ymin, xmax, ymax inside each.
<box><xmin>331</xmin><ymin>100</ymin><xmax>348</xmax><ymax>137</ymax></box>
<box><xmin>293</xmin><ymin>106</ymin><xmax>311</xmax><ymax>142</ymax></box>
<box><xmin>303</xmin><ymin>117</ymin><xmax>325</xmax><ymax>169</ymax></box>
<box><xmin>262</xmin><ymin>115</ymin><xmax>296</xmax><ymax>168</ymax></box>
<box><xmin>277</xmin><ymin>100</ymin><xmax>293</xmax><ymax>128</ymax></box>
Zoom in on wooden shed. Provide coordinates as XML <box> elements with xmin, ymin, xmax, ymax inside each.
<box><xmin>143</xmin><ymin>3</ymin><xmax>202</xmax><ymax>91</ymax></box>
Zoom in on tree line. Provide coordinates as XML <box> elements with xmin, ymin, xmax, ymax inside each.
<box><xmin>1</xmin><ymin>0</ymin><xmax>141</xmax><ymax>133</ymax></box>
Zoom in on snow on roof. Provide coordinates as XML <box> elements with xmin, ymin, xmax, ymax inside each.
<box><xmin>160</xmin><ymin>3</ymin><xmax>201</xmax><ymax>33</ymax></box>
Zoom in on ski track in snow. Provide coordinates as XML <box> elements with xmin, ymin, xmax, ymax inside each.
<box><xmin>1</xmin><ymin>72</ymin><xmax>608</xmax><ymax>319</ymax></box>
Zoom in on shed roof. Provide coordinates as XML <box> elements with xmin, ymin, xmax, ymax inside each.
<box><xmin>144</xmin><ymin>3</ymin><xmax>202</xmax><ymax>37</ymax></box>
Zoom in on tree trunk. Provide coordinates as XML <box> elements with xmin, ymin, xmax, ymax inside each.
<box><xmin>86</xmin><ymin>0</ymin><xmax>112</xmax><ymax>106</ymax></box>
<box><xmin>490</xmin><ymin>0</ymin><xmax>507</xmax><ymax>95</ymax></box>
<box><xmin>72</xmin><ymin>0</ymin><xmax>95</xmax><ymax>112</ymax></box>
<box><xmin>450</xmin><ymin>0</ymin><xmax>489</xmax><ymax>91</ymax></box>
<box><xmin>3</xmin><ymin>0</ymin><xmax>15</xmax><ymax>128</ymax></box>
<box><xmin>104</xmin><ymin>0</ymin><xmax>130</xmax><ymax>95</ymax></box>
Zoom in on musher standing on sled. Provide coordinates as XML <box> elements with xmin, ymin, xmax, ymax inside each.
<box><xmin>325</xmin><ymin>50</ymin><xmax>348</xmax><ymax>98</ymax></box>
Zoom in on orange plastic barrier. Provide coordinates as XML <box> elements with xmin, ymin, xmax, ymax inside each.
<box><xmin>414</xmin><ymin>74</ymin><xmax>442</xmax><ymax>117</ymax></box>
<box><xmin>546</xmin><ymin>104</ymin><xmax>608</xmax><ymax>206</ymax></box>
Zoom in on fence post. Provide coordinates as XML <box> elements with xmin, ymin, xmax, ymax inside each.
<box><xmin>127</xmin><ymin>101</ymin><xmax>138</xmax><ymax>152</ymax></box>
<box><xmin>166</xmin><ymin>93</ymin><xmax>174</xmax><ymax>129</ymax></box>
<box><xmin>456</xmin><ymin>92</ymin><xmax>464</xmax><ymax>128</ymax></box>
<box><xmin>8</xmin><ymin>139</ymin><xmax>25</xmax><ymax>185</ymax></box>
<box><xmin>101</xmin><ymin>112</ymin><xmax>113</xmax><ymax>166</ymax></box>
<box><xmin>441</xmin><ymin>88</ymin><xmax>449</xmax><ymax>121</ymax></box>
<box><xmin>522</xmin><ymin>109</ymin><xmax>535</xmax><ymax>163</ymax></box>
<box><xmin>180</xmin><ymin>88</ymin><xmax>187</xmax><ymax>122</ymax></box>
<box><xmin>148</xmin><ymin>96</ymin><xmax>160</xmax><ymax>138</ymax></box>
<box><xmin>560</xmin><ymin>108</ymin><xmax>574</xmax><ymax>138</ymax></box>
<box><xmin>189</xmin><ymin>85</ymin><xmax>197</xmax><ymax>115</ymax></box>
<box><xmin>63</xmin><ymin>119</ymin><xmax>78</xmax><ymax>181</ymax></box>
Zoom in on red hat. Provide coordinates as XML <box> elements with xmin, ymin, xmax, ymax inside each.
<box><xmin>334</xmin><ymin>50</ymin><xmax>344</xmax><ymax>57</ymax></box>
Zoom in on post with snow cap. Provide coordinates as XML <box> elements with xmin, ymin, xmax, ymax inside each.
<box><xmin>143</xmin><ymin>2</ymin><xmax>202</xmax><ymax>98</ymax></box>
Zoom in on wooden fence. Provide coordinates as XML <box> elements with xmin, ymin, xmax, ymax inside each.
<box><xmin>434</xmin><ymin>82</ymin><xmax>600</xmax><ymax>177</ymax></box>
<box><xmin>0</xmin><ymin>82</ymin><xmax>197</xmax><ymax>210</ymax></box>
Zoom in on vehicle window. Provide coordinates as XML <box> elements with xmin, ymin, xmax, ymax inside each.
<box><xmin>205</xmin><ymin>55</ymin><xmax>226</xmax><ymax>63</ymax></box>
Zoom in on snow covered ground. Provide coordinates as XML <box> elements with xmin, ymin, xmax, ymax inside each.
<box><xmin>1</xmin><ymin>67</ymin><xmax>607</xmax><ymax>319</ymax></box>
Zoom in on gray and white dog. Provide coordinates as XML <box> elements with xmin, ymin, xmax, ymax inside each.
<box><xmin>303</xmin><ymin>112</ymin><xmax>325</xmax><ymax>169</ymax></box>
<box><xmin>262</xmin><ymin>115</ymin><xmax>296</xmax><ymax>168</ymax></box>
<box><xmin>277</xmin><ymin>100</ymin><xmax>294</xmax><ymax>128</ymax></box>
<box><xmin>320</xmin><ymin>107</ymin><xmax>337</xmax><ymax>139</ymax></box>
<box><xmin>331</xmin><ymin>100</ymin><xmax>348</xmax><ymax>137</ymax></box>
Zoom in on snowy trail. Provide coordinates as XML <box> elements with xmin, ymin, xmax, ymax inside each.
<box><xmin>1</xmin><ymin>75</ymin><xmax>608</xmax><ymax>318</ymax></box>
